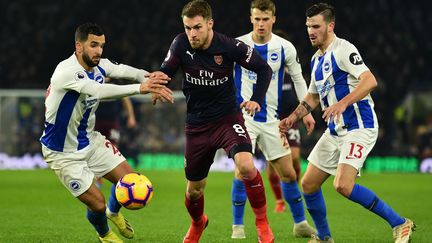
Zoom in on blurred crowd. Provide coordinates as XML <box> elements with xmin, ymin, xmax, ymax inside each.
<box><xmin>0</xmin><ymin>0</ymin><xmax>430</xmax><ymax>159</ymax></box>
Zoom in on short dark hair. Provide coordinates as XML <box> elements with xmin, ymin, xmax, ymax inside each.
<box><xmin>306</xmin><ymin>3</ymin><xmax>335</xmax><ymax>23</ymax></box>
<box><xmin>251</xmin><ymin>0</ymin><xmax>276</xmax><ymax>16</ymax></box>
<box><xmin>181</xmin><ymin>0</ymin><xmax>212</xmax><ymax>20</ymax></box>
<box><xmin>74</xmin><ymin>23</ymin><xmax>104</xmax><ymax>42</ymax></box>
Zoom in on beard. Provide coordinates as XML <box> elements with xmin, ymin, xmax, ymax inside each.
<box><xmin>82</xmin><ymin>52</ymin><xmax>100</xmax><ymax>67</ymax></box>
<box><xmin>190</xmin><ymin>34</ymin><xmax>208</xmax><ymax>50</ymax></box>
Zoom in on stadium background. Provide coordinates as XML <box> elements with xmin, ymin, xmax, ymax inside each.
<box><xmin>0</xmin><ymin>0</ymin><xmax>431</xmax><ymax>172</ymax></box>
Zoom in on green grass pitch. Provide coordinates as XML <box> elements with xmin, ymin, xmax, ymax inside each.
<box><xmin>0</xmin><ymin>169</ymin><xmax>430</xmax><ymax>242</ymax></box>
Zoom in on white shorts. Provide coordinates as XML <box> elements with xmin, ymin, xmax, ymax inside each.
<box><xmin>41</xmin><ymin>132</ymin><xmax>126</xmax><ymax>197</ymax></box>
<box><xmin>307</xmin><ymin>128</ymin><xmax>378</xmax><ymax>175</ymax></box>
<box><xmin>245</xmin><ymin>119</ymin><xmax>291</xmax><ymax>161</ymax></box>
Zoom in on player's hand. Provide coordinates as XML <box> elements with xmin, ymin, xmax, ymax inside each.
<box><xmin>145</xmin><ymin>71</ymin><xmax>171</xmax><ymax>81</ymax></box>
<box><xmin>302</xmin><ymin>113</ymin><xmax>316</xmax><ymax>135</ymax></box>
<box><xmin>140</xmin><ymin>79</ymin><xmax>174</xmax><ymax>103</ymax></box>
<box><xmin>127</xmin><ymin>117</ymin><xmax>137</xmax><ymax>128</ymax></box>
<box><xmin>240</xmin><ymin>101</ymin><xmax>260</xmax><ymax>116</ymax></box>
<box><xmin>322</xmin><ymin>101</ymin><xmax>347</xmax><ymax>124</ymax></box>
<box><xmin>279</xmin><ymin>114</ymin><xmax>296</xmax><ymax>134</ymax></box>
<box><xmin>151</xmin><ymin>92</ymin><xmax>174</xmax><ymax>105</ymax></box>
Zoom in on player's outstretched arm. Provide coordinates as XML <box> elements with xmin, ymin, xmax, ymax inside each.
<box><xmin>139</xmin><ymin>78</ymin><xmax>174</xmax><ymax>104</ymax></box>
<box><xmin>322</xmin><ymin>70</ymin><xmax>377</xmax><ymax>123</ymax></box>
<box><xmin>279</xmin><ymin>93</ymin><xmax>319</xmax><ymax>134</ymax></box>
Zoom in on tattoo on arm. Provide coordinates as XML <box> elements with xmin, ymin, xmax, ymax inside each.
<box><xmin>293</xmin><ymin>101</ymin><xmax>313</xmax><ymax>121</ymax></box>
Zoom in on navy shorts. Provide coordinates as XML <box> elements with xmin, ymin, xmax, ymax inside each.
<box><xmin>184</xmin><ymin>112</ymin><xmax>252</xmax><ymax>181</ymax></box>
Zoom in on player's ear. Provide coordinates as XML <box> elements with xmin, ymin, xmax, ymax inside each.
<box><xmin>328</xmin><ymin>21</ymin><xmax>335</xmax><ymax>32</ymax></box>
<box><xmin>272</xmin><ymin>15</ymin><xmax>276</xmax><ymax>24</ymax></box>
<box><xmin>75</xmin><ymin>41</ymin><xmax>83</xmax><ymax>54</ymax></box>
<box><xmin>207</xmin><ymin>19</ymin><xmax>214</xmax><ymax>29</ymax></box>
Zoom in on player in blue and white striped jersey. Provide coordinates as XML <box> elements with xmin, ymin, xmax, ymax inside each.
<box><xmin>279</xmin><ymin>3</ymin><xmax>415</xmax><ymax>243</ymax></box>
<box><xmin>40</xmin><ymin>23</ymin><xmax>173</xmax><ymax>243</ymax></box>
<box><xmin>231</xmin><ymin>0</ymin><xmax>316</xmax><ymax>240</ymax></box>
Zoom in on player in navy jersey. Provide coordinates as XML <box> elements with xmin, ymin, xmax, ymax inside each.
<box><xmin>40</xmin><ymin>23</ymin><xmax>173</xmax><ymax>243</ymax></box>
<box><xmin>279</xmin><ymin>3</ymin><xmax>415</xmax><ymax>243</ymax></box>
<box><xmin>230</xmin><ymin>0</ymin><xmax>316</xmax><ymax>240</ymax></box>
<box><xmin>154</xmin><ymin>1</ymin><xmax>274</xmax><ymax>242</ymax></box>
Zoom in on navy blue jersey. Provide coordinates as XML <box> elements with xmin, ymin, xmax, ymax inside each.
<box><xmin>161</xmin><ymin>31</ymin><xmax>271</xmax><ymax>124</ymax></box>
<box><xmin>279</xmin><ymin>75</ymin><xmax>299</xmax><ymax>119</ymax></box>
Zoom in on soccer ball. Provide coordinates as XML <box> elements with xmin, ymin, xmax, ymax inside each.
<box><xmin>115</xmin><ymin>172</ymin><xmax>154</xmax><ymax>210</ymax></box>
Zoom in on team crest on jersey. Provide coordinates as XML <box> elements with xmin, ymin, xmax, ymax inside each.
<box><xmin>94</xmin><ymin>75</ymin><xmax>105</xmax><ymax>84</ymax></box>
<box><xmin>214</xmin><ymin>55</ymin><xmax>223</xmax><ymax>65</ymax></box>
<box><xmin>69</xmin><ymin>180</ymin><xmax>81</xmax><ymax>191</ymax></box>
<box><xmin>270</xmin><ymin>53</ymin><xmax>279</xmax><ymax>63</ymax></box>
<box><xmin>75</xmin><ymin>71</ymin><xmax>86</xmax><ymax>81</ymax></box>
<box><xmin>323</xmin><ymin>60</ymin><xmax>331</xmax><ymax>73</ymax></box>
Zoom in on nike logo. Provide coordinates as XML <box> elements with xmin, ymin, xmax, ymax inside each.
<box><xmin>250</xmin><ymin>183</ymin><xmax>262</xmax><ymax>188</ymax></box>
<box><xmin>186</xmin><ymin>50</ymin><xmax>196</xmax><ymax>60</ymax></box>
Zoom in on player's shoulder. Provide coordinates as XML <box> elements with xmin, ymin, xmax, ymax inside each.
<box><xmin>52</xmin><ymin>54</ymin><xmax>86</xmax><ymax>83</ymax></box>
<box><xmin>236</xmin><ymin>32</ymin><xmax>252</xmax><ymax>45</ymax></box>
<box><xmin>332</xmin><ymin>36</ymin><xmax>358</xmax><ymax>53</ymax></box>
<box><xmin>271</xmin><ymin>33</ymin><xmax>293</xmax><ymax>46</ymax></box>
<box><xmin>170</xmin><ymin>33</ymin><xmax>189</xmax><ymax>52</ymax></box>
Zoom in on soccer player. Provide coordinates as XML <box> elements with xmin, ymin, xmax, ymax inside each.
<box><xmin>95</xmin><ymin>91</ymin><xmax>137</xmax><ymax>188</ymax></box>
<box><xmin>40</xmin><ymin>23</ymin><xmax>173</xmax><ymax>243</ymax></box>
<box><xmin>279</xmin><ymin>3</ymin><xmax>415</xmax><ymax>243</ymax></box>
<box><xmin>231</xmin><ymin>0</ymin><xmax>316</xmax><ymax>239</ymax></box>
<box><xmin>156</xmin><ymin>0</ymin><xmax>274</xmax><ymax>242</ymax></box>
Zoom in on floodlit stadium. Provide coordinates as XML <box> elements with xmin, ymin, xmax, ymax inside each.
<box><xmin>0</xmin><ymin>1</ymin><xmax>431</xmax><ymax>242</ymax></box>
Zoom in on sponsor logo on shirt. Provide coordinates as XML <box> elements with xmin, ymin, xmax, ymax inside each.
<box><xmin>185</xmin><ymin>70</ymin><xmax>229</xmax><ymax>86</ymax></box>
<box><xmin>349</xmin><ymin>53</ymin><xmax>363</xmax><ymax>65</ymax></box>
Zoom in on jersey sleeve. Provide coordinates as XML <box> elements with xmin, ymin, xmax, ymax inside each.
<box><xmin>160</xmin><ymin>35</ymin><xmax>183</xmax><ymax>78</ymax></box>
<box><xmin>283</xmin><ymin>41</ymin><xmax>307</xmax><ymax>101</ymax></box>
<box><xmin>283</xmin><ymin>41</ymin><xmax>302</xmax><ymax>76</ymax></box>
<box><xmin>227</xmin><ymin>39</ymin><xmax>272</xmax><ymax>103</ymax></box>
<box><xmin>51</xmin><ymin>66</ymin><xmax>140</xmax><ymax>99</ymax></box>
<box><xmin>99</xmin><ymin>59</ymin><xmax>148</xmax><ymax>83</ymax></box>
<box><xmin>335</xmin><ymin>42</ymin><xmax>369</xmax><ymax>79</ymax></box>
<box><xmin>308</xmin><ymin>56</ymin><xmax>318</xmax><ymax>94</ymax></box>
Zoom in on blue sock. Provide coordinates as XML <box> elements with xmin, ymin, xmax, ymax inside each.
<box><xmin>349</xmin><ymin>184</ymin><xmax>405</xmax><ymax>228</ymax></box>
<box><xmin>304</xmin><ymin>189</ymin><xmax>331</xmax><ymax>240</ymax></box>
<box><xmin>232</xmin><ymin>178</ymin><xmax>247</xmax><ymax>225</ymax></box>
<box><xmin>281</xmin><ymin>181</ymin><xmax>306</xmax><ymax>223</ymax></box>
<box><xmin>107</xmin><ymin>184</ymin><xmax>122</xmax><ymax>213</ymax></box>
<box><xmin>86</xmin><ymin>209</ymin><xmax>110</xmax><ymax>236</ymax></box>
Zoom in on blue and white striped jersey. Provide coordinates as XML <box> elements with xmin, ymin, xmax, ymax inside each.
<box><xmin>309</xmin><ymin>36</ymin><xmax>378</xmax><ymax>136</ymax></box>
<box><xmin>234</xmin><ymin>32</ymin><xmax>307</xmax><ymax>123</ymax></box>
<box><xmin>40</xmin><ymin>54</ymin><xmax>146</xmax><ymax>152</ymax></box>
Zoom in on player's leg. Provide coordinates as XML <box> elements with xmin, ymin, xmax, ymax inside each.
<box><xmin>301</xmin><ymin>163</ymin><xmax>331</xmax><ymax>242</ymax></box>
<box><xmin>233</xmin><ymin>151</ymin><xmax>274</xmax><ymax>243</ymax></box>
<box><xmin>290</xmin><ymin>147</ymin><xmax>301</xmax><ymax>182</ymax></box>
<box><xmin>231</xmin><ymin>167</ymin><xmax>247</xmax><ymax>239</ymax></box>
<box><xmin>266</xmin><ymin>161</ymin><xmax>285</xmax><ymax>213</ymax></box>
<box><xmin>77</xmin><ymin>185</ymin><xmax>122</xmax><ymax>242</ymax></box>
<box><xmin>183</xmin><ymin>178</ymin><xmax>209</xmax><ymax>243</ymax></box>
<box><xmin>183</xmin><ymin>124</ymin><xmax>215</xmax><ymax>243</ymax></box>
<box><xmin>230</xmin><ymin>118</ymin><xmax>260</xmax><ymax>239</ymax></box>
<box><xmin>90</xmin><ymin>134</ymin><xmax>134</xmax><ymax>239</ymax></box>
<box><xmin>301</xmin><ymin>132</ymin><xmax>335</xmax><ymax>241</ymax></box>
<box><xmin>269</xmin><ymin>154</ymin><xmax>316</xmax><ymax>238</ymax></box>
<box><xmin>335</xmin><ymin>129</ymin><xmax>414</xmax><ymax>242</ymax></box>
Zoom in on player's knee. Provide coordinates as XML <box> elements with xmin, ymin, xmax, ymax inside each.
<box><xmin>187</xmin><ymin>187</ymin><xmax>204</xmax><ymax>200</ymax></box>
<box><xmin>333</xmin><ymin>181</ymin><xmax>352</xmax><ymax>198</ymax></box>
<box><xmin>88</xmin><ymin>199</ymin><xmax>106</xmax><ymax>213</ymax></box>
<box><xmin>301</xmin><ymin>177</ymin><xmax>319</xmax><ymax>194</ymax></box>
<box><xmin>279</xmin><ymin>170</ymin><xmax>297</xmax><ymax>182</ymax></box>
